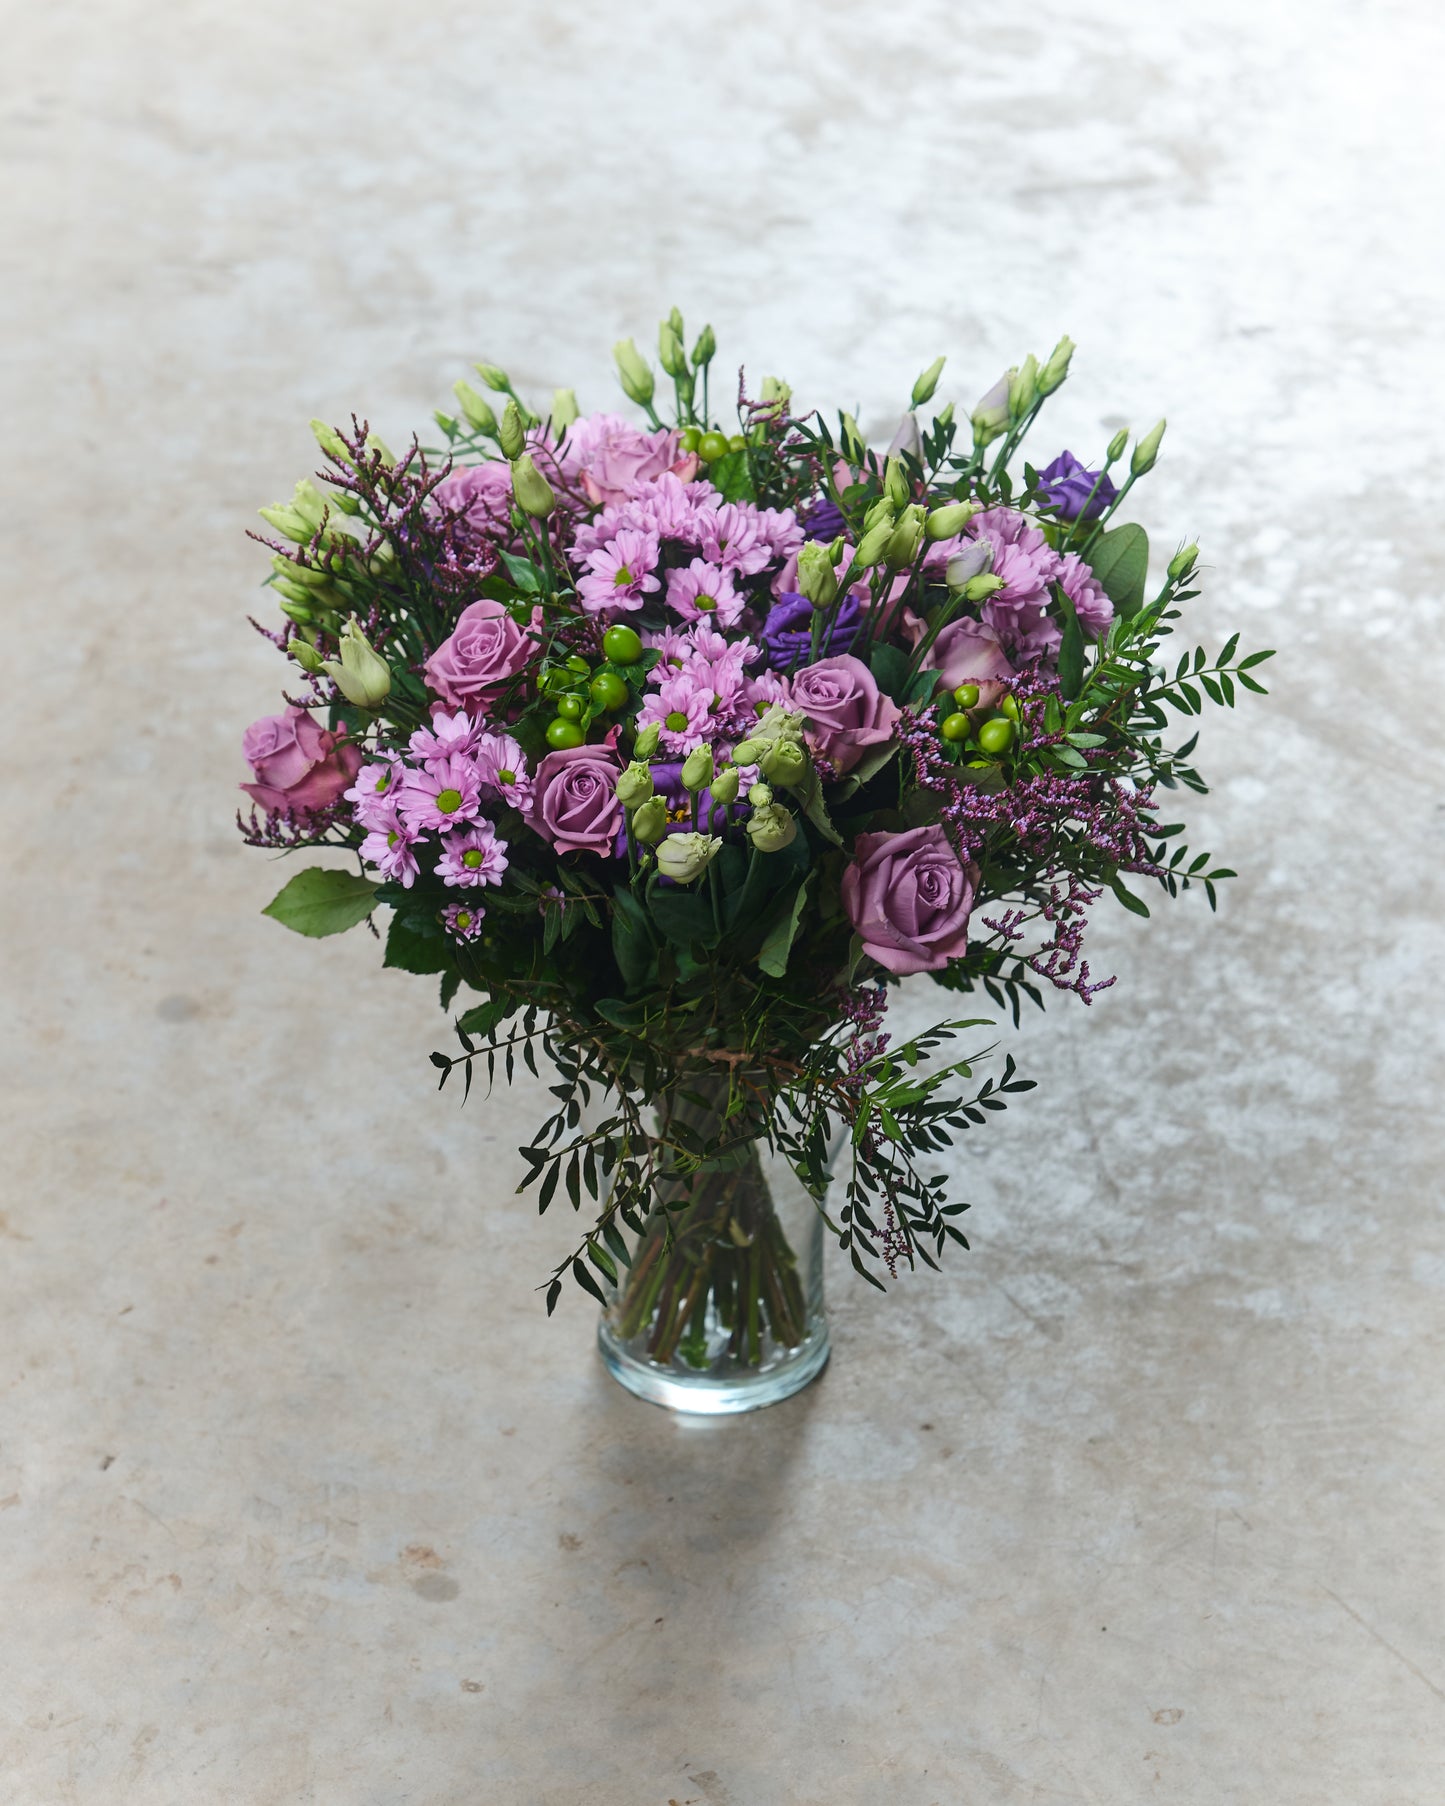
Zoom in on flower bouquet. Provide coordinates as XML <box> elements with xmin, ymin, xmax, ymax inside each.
<box><xmin>239</xmin><ymin>313</ymin><xmax>1270</xmax><ymax>1411</ymax></box>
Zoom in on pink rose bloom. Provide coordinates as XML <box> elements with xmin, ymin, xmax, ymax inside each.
<box><xmin>914</xmin><ymin>617</ymin><xmax>1014</xmax><ymax>708</ymax></box>
<box><xmin>424</xmin><ymin>599</ymin><xmax>537</xmax><ymax>709</ymax></box>
<box><xmin>789</xmin><ymin>654</ymin><xmax>901</xmax><ymax>776</ymax></box>
<box><xmin>524</xmin><ymin>741</ymin><xmax>624</xmax><ymax>856</ymax></box>
<box><xmin>841</xmin><ymin>825</ymin><xmax>978</xmax><ymax>976</ymax></box>
<box><xmin>241</xmin><ymin>706</ymin><xmax>361</xmax><ymax>816</ymax></box>
<box><xmin>560</xmin><ymin>414</ymin><xmax>700</xmax><ymax>508</ymax></box>
<box><xmin>431</xmin><ymin>462</ymin><xmax>515</xmax><ymax>544</ymax></box>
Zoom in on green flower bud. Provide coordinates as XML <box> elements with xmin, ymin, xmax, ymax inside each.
<box><xmin>925</xmin><ymin>499</ymin><xmax>978</xmax><ymax>541</ymax></box>
<box><xmin>1036</xmin><ymin>335</ymin><xmax>1075</xmax><ymax>396</ymax></box>
<box><xmin>434</xmin><ymin>410</ymin><xmax>459</xmax><ymax>437</ymax></box>
<box><xmin>936</xmin><ymin>401</ymin><xmax>956</xmax><ymax>430</ymax></box>
<box><xmin>667</xmin><ymin>304</ymin><xmax>685</xmax><ymax>337</ymax></box>
<box><xmin>963</xmin><ymin>571</ymin><xmax>1006</xmax><ymax>603</ymax></box>
<box><xmin>272</xmin><ymin>575</ymin><xmax>316</xmax><ymax>607</ymax></box>
<box><xmin>910</xmin><ymin>355</ymin><xmax>946</xmax><ymax>408</ymax></box>
<box><xmin>883</xmin><ymin>455</ymin><xmax>910</xmax><ymax>512</ymax></box>
<box><xmin>746</xmin><ymin>802</ymin><xmax>797</xmax><ymax>853</ymax></box>
<box><xmin>839</xmin><ymin>411</ymin><xmax>866</xmax><ymax>463</ymax></box>
<box><xmin>615</xmin><ymin>763</ymin><xmax>654</xmax><ymax>808</ymax></box>
<box><xmin>510</xmin><ymin>453</ymin><xmax>555</xmax><ymax>519</ymax></box>
<box><xmin>1167</xmin><ymin>543</ymin><xmax>1199</xmax><ymax>582</ymax></box>
<box><xmin>631</xmin><ymin>796</ymin><xmax>667</xmax><ymax>844</ymax></box>
<box><xmin>855</xmin><ymin>516</ymin><xmax>896</xmax><ymax>568</ymax></box>
<box><xmin>681</xmin><ymin>743</ymin><xmax>715</xmax><ymax>792</ymax></box>
<box><xmin>474</xmin><ymin>362</ymin><xmax>511</xmax><ymax>393</ymax></box>
<box><xmin>708</xmin><ymin>765</ymin><xmax>740</xmax><ymax>806</ymax></box>
<box><xmin>321</xmin><ymin>616</ymin><xmax>391</xmax><ymax>709</ymax></box>
<box><xmin>758</xmin><ymin>737</ymin><xmax>807</xmax><ymax>786</ymax></box>
<box><xmin>970</xmin><ymin>374</ymin><xmax>1011</xmax><ymax>447</ymax></box>
<box><xmin>498</xmin><ymin>400</ymin><xmax>526</xmax><ymax>461</ymax></box>
<box><xmin>1008</xmin><ymin>353</ymin><xmax>1039</xmax><ymax>421</ymax></box>
<box><xmin>632</xmin><ymin>721</ymin><xmax>662</xmax><ymax>760</ymax></box>
<box><xmin>655</xmin><ymin>831</ymin><xmax>721</xmax><ymax>884</ymax></box>
<box><xmin>277</xmin><ymin>597</ymin><xmax>315</xmax><ymax>625</ymax></box>
<box><xmin>747</xmin><ymin>781</ymin><xmax>773</xmax><ymax>807</ymax></box>
<box><xmin>551</xmin><ymin>388</ymin><xmax>579</xmax><ymax>431</ymax></box>
<box><xmin>258</xmin><ymin>501</ymin><xmax>314</xmax><ymax>545</ymax></box>
<box><xmin>1106</xmin><ymin>428</ymin><xmax>1129</xmax><ymax>463</ymax></box>
<box><xmin>883</xmin><ymin>505</ymin><xmax>926</xmax><ymax>570</ymax></box>
<box><xmin>1131</xmin><ymin>419</ymin><xmax>1166</xmax><ymax>477</ymax></box>
<box><xmin>453</xmin><ymin>380</ymin><xmax>498</xmax><ymax>435</ymax></box>
<box><xmin>796</xmin><ymin>541</ymin><xmax>839</xmax><ymax>610</ymax></box>
<box><xmin>289</xmin><ymin>637</ymin><xmax>324</xmax><ymax>673</ymax></box>
<box><xmin>613</xmin><ymin>338</ymin><xmax>655</xmax><ymax>407</ymax></box>
<box><xmin>658</xmin><ymin>320</ymin><xmax>688</xmax><ymax>379</ymax></box>
<box><xmin>691</xmin><ymin>323</ymin><xmax>716</xmax><ymax>367</ymax></box>
<box><xmin>310</xmin><ymin>419</ymin><xmax>353</xmax><ymax>465</ymax></box>
<box><xmin>862</xmin><ymin>497</ymin><xmax>894</xmax><ymax>534</ymax></box>
<box><xmin>731</xmin><ymin>738</ymin><xmax>761</xmax><ymax>766</ymax></box>
<box><xmin>759</xmin><ymin>375</ymin><xmax>792</xmax><ymax>415</ymax></box>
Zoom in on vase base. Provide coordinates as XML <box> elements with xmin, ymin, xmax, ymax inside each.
<box><xmin>596</xmin><ymin>1322</ymin><xmax>830</xmax><ymax>1415</ymax></box>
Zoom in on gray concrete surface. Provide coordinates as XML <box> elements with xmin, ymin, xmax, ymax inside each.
<box><xmin>4</xmin><ymin>1</ymin><xmax>1444</xmax><ymax>1800</ymax></box>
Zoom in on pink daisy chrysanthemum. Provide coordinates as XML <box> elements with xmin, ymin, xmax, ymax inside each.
<box><xmin>359</xmin><ymin>807</ymin><xmax>421</xmax><ymax>888</ymax></box>
<box><xmin>664</xmin><ymin>558</ymin><xmax>745</xmax><ymax>627</ymax></box>
<box><xmin>472</xmin><ymin>731</ymin><xmax>533</xmax><ymax>809</ymax></box>
<box><xmin>442</xmin><ymin>901</ymin><xmax>486</xmax><ymax>941</ymax></box>
<box><xmin>697</xmin><ymin>502</ymin><xmax>772</xmax><ymax>577</ymax></box>
<box><xmin>409</xmin><ymin>708</ymin><xmax>483</xmax><ymax>765</ymax></box>
<box><xmin>344</xmin><ymin>755</ymin><xmax>406</xmax><ymax>830</ymax></box>
<box><xmin>436</xmin><ymin>821</ymin><xmax>510</xmax><ymax>889</ymax></box>
<box><xmin>576</xmin><ymin>527</ymin><xmax>661</xmax><ymax>615</ymax></box>
<box><xmin>635</xmin><ymin>671</ymin><xmax>715</xmax><ymax>754</ymax></box>
<box><xmin>397</xmin><ymin>753</ymin><xmax>482</xmax><ymax>832</ymax></box>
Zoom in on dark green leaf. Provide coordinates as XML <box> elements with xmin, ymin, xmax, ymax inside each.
<box><xmin>383</xmin><ymin>912</ymin><xmax>451</xmax><ymax>975</ymax></box>
<box><xmin>757</xmin><ymin>876</ymin><xmax>812</xmax><ymax>978</ymax></box>
<box><xmin>707</xmin><ymin>448</ymin><xmax>755</xmax><ymax>503</ymax></box>
<box><xmin>1109</xmin><ymin>875</ymin><xmax>1151</xmax><ymax>918</ymax></box>
<box><xmin>1086</xmin><ymin>522</ymin><xmax>1149</xmax><ymax>616</ymax></box>
<box><xmin>1056</xmin><ymin>589</ymin><xmax>1085</xmax><ymax>700</ymax></box>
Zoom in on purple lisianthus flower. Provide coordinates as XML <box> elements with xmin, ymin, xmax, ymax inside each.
<box><xmin>800</xmin><ymin>496</ymin><xmax>846</xmax><ymax>542</ymax></box>
<box><xmin>762</xmin><ymin>592</ymin><xmax>863</xmax><ymax>670</ymax></box>
<box><xmin>1035</xmin><ymin>451</ymin><xmax>1116</xmax><ymax>522</ymax></box>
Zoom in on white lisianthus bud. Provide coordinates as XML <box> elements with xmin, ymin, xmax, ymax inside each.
<box><xmin>796</xmin><ymin>541</ymin><xmax>839</xmax><ymax>610</ymax></box>
<box><xmin>970</xmin><ymin>374</ymin><xmax>1010</xmax><ymax>447</ymax></box>
<box><xmin>631</xmin><ymin>796</ymin><xmax>667</xmax><ymax>844</ymax></box>
<box><xmin>883</xmin><ymin>504</ymin><xmax>926</xmax><ymax>571</ymax></box>
<box><xmin>658</xmin><ymin>320</ymin><xmax>687</xmax><ymax>379</ymax></box>
<box><xmin>322</xmin><ymin>617</ymin><xmax>391</xmax><ymax>709</ymax></box>
<box><xmin>855</xmin><ymin>516</ymin><xmax>895</xmax><ymax>568</ymax></box>
<box><xmin>963</xmin><ymin>572</ymin><xmax>1006</xmax><ymax>603</ymax></box>
<box><xmin>681</xmin><ymin>744</ymin><xmax>715</xmax><ymax>792</ymax></box>
<box><xmin>474</xmin><ymin>362</ymin><xmax>511</xmax><ymax>393</ymax></box>
<box><xmin>883</xmin><ymin>455</ymin><xmax>910</xmax><ymax>512</ymax></box>
<box><xmin>1131</xmin><ymin>418</ymin><xmax>1167</xmax><ymax>476</ymax></box>
<box><xmin>453</xmin><ymin>380</ymin><xmax>498</xmax><ymax>435</ymax></box>
<box><xmin>757</xmin><ymin>737</ymin><xmax>807</xmax><ymax>786</ymax></box>
<box><xmin>655</xmin><ymin>832</ymin><xmax>721</xmax><ymax>884</ymax></box>
<box><xmin>945</xmin><ymin>541</ymin><xmax>994</xmax><ymax>591</ymax></box>
<box><xmin>746</xmin><ymin>803</ymin><xmax>797</xmax><ymax>853</ymax></box>
<box><xmin>1008</xmin><ymin>353</ymin><xmax>1039</xmax><ymax>421</ymax></box>
<box><xmin>691</xmin><ymin>324</ymin><xmax>716</xmax><ymax>367</ymax></box>
<box><xmin>910</xmin><ymin>356</ymin><xmax>946</xmax><ymax>407</ymax></box>
<box><xmin>747</xmin><ymin>782</ymin><xmax>773</xmax><ymax>807</ymax></box>
<box><xmin>288</xmin><ymin>637</ymin><xmax>324</xmax><ymax>673</ymax></box>
<box><xmin>632</xmin><ymin>721</ymin><xmax>662</xmax><ymax>760</ymax></box>
<box><xmin>708</xmin><ymin>765</ymin><xmax>740</xmax><ymax>806</ymax></box>
<box><xmin>310</xmin><ymin>419</ymin><xmax>353</xmax><ymax>465</ymax></box>
<box><xmin>615</xmin><ymin>763</ymin><xmax>654</xmax><ymax>808</ymax></box>
<box><xmin>510</xmin><ymin>453</ymin><xmax>555</xmax><ymax>519</ymax></box>
<box><xmin>926</xmin><ymin>500</ymin><xmax>978</xmax><ymax>541</ymax></box>
<box><xmin>613</xmin><ymin>338</ymin><xmax>654</xmax><ymax>407</ymax></box>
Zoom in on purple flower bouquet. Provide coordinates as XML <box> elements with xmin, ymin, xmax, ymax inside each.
<box><xmin>239</xmin><ymin>316</ymin><xmax>1271</xmax><ymax>1412</ymax></box>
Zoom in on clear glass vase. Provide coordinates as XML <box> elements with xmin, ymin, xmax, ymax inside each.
<box><xmin>597</xmin><ymin>1076</ymin><xmax>834</xmax><ymax>1415</ymax></box>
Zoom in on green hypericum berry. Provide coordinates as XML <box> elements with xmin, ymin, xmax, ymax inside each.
<box><xmin>602</xmin><ymin>625</ymin><xmax>643</xmax><ymax>665</ymax></box>
<box><xmin>953</xmin><ymin>683</ymin><xmax>980</xmax><ymax>709</ymax></box>
<box><xmin>680</xmin><ymin>426</ymin><xmax>702</xmax><ymax>453</ymax></box>
<box><xmin>999</xmin><ymin>694</ymin><xmax>1021</xmax><ymax>723</ymax></box>
<box><xmin>589</xmin><ymin>671</ymin><xmax>628</xmax><ymax>711</ymax></box>
<box><xmin>727</xmin><ymin>434</ymin><xmax>746</xmax><ymax>453</ymax></box>
<box><xmin>565</xmin><ymin>654</ymin><xmax>591</xmax><ymax>675</ymax></box>
<box><xmin>545</xmin><ymin>718</ymin><xmax>585</xmax><ymax>750</ymax></box>
<box><xmin>697</xmin><ymin>431</ymin><xmax>729</xmax><ymax>462</ymax></box>
<box><xmin>977</xmin><ymin>718</ymin><xmax>1015</xmax><ymax>755</ymax></box>
<box><xmin>940</xmin><ymin>713</ymin><xmax>970</xmax><ymax>743</ymax></box>
<box><xmin>556</xmin><ymin>694</ymin><xmax>584</xmax><ymax>721</ymax></box>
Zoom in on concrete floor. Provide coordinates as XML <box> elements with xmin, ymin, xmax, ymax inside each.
<box><xmin>4</xmin><ymin>1</ymin><xmax>1444</xmax><ymax>1800</ymax></box>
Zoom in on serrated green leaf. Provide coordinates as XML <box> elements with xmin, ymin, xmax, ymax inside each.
<box><xmin>261</xmin><ymin>867</ymin><xmax>378</xmax><ymax>938</ymax></box>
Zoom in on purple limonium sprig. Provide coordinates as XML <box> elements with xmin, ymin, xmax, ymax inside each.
<box><xmin>1035</xmin><ymin>451</ymin><xmax>1117</xmax><ymax>522</ymax></box>
<box><xmin>762</xmin><ymin>592</ymin><xmax>863</xmax><ymax>669</ymax></box>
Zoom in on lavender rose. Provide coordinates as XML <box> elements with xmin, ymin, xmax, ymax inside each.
<box><xmin>240</xmin><ymin>706</ymin><xmax>361</xmax><ymax>817</ymax></box>
<box><xmin>559</xmin><ymin>413</ymin><xmax>700</xmax><ymax>508</ymax></box>
<box><xmin>917</xmin><ymin>617</ymin><xmax>1014</xmax><ymax>708</ymax></box>
<box><xmin>1035</xmin><ymin>450</ymin><xmax>1117</xmax><ymax>522</ymax></box>
<box><xmin>424</xmin><ymin>599</ymin><xmax>536</xmax><ymax>710</ymax></box>
<box><xmin>841</xmin><ymin>825</ymin><xmax>978</xmax><ymax>976</ymax></box>
<box><xmin>431</xmin><ymin>462</ymin><xmax>515</xmax><ymax>545</ymax></box>
<box><xmin>525</xmin><ymin>741</ymin><xmax>624</xmax><ymax>856</ymax></box>
<box><xmin>789</xmin><ymin>653</ymin><xmax>900</xmax><ymax>776</ymax></box>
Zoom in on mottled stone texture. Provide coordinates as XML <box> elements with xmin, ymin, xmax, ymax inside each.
<box><xmin>3</xmin><ymin>1</ymin><xmax>1444</xmax><ymax>1801</ymax></box>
